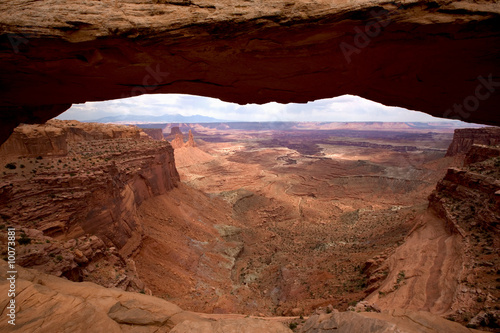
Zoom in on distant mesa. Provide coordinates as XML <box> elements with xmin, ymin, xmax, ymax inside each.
<box><xmin>169</xmin><ymin>126</ymin><xmax>183</xmax><ymax>138</ymax></box>
<box><xmin>141</xmin><ymin>128</ymin><xmax>164</xmax><ymax>141</ymax></box>
<box><xmin>88</xmin><ymin>114</ymin><xmax>224</xmax><ymax>124</ymax></box>
<box><xmin>145</xmin><ymin>121</ymin><xmax>482</xmax><ymax>134</ymax></box>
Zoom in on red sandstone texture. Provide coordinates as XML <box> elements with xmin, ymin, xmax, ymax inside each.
<box><xmin>1</xmin><ymin>122</ymin><xmax>499</xmax><ymax>332</ymax></box>
<box><xmin>170</xmin><ymin>128</ymin><xmax>197</xmax><ymax>149</ymax></box>
<box><xmin>366</xmin><ymin>139</ymin><xmax>500</xmax><ymax>330</ymax></box>
<box><xmin>0</xmin><ymin>120</ymin><xmax>179</xmax><ymax>291</ymax></box>
<box><xmin>0</xmin><ymin>0</ymin><xmax>499</xmax><ymax>145</ymax></box>
<box><xmin>446</xmin><ymin>127</ymin><xmax>500</xmax><ymax>157</ymax></box>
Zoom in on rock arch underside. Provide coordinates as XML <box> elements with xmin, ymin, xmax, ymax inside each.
<box><xmin>0</xmin><ymin>0</ymin><xmax>500</xmax><ymax>145</ymax></box>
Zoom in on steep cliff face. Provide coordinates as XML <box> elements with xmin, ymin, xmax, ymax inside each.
<box><xmin>445</xmin><ymin>127</ymin><xmax>500</xmax><ymax>157</ymax></box>
<box><xmin>0</xmin><ymin>119</ymin><xmax>143</xmax><ymax>158</ymax></box>
<box><xmin>0</xmin><ymin>121</ymin><xmax>179</xmax><ymax>287</ymax></box>
<box><xmin>464</xmin><ymin>144</ymin><xmax>500</xmax><ymax>166</ymax></box>
<box><xmin>429</xmin><ymin>149</ymin><xmax>500</xmax><ymax>234</ymax></box>
<box><xmin>0</xmin><ymin>123</ymin><xmax>68</xmax><ymax>158</ymax></box>
<box><xmin>365</xmin><ymin>131</ymin><xmax>500</xmax><ymax>330</ymax></box>
<box><xmin>0</xmin><ymin>0</ymin><xmax>499</xmax><ymax>145</ymax></box>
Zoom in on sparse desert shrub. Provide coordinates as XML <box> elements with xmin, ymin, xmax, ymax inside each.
<box><xmin>18</xmin><ymin>233</ymin><xmax>31</xmax><ymax>245</ymax></box>
<box><xmin>397</xmin><ymin>271</ymin><xmax>405</xmax><ymax>283</ymax></box>
<box><xmin>4</xmin><ymin>163</ymin><xmax>16</xmax><ymax>169</ymax></box>
<box><xmin>36</xmin><ymin>156</ymin><xmax>42</xmax><ymax>160</ymax></box>
<box><xmin>289</xmin><ymin>322</ymin><xmax>297</xmax><ymax>330</ymax></box>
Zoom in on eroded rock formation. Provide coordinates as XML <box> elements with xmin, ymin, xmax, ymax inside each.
<box><xmin>170</xmin><ymin>129</ymin><xmax>198</xmax><ymax>149</ymax></box>
<box><xmin>0</xmin><ymin>121</ymin><xmax>179</xmax><ymax>287</ymax></box>
<box><xmin>364</xmin><ymin>128</ymin><xmax>500</xmax><ymax>330</ymax></box>
<box><xmin>171</xmin><ymin>133</ymin><xmax>185</xmax><ymax>149</ymax></box>
<box><xmin>186</xmin><ymin>130</ymin><xmax>196</xmax><ymax>148</ymax></box>
<box><xmin>446</xmin><ymin>127</ymin><xmax>500</xmax><ymax>157</ymax></box>
<box><xmin>0</xmin><ymin>0</ymin><xmax>499</xmax><ymax>144</ymax></box>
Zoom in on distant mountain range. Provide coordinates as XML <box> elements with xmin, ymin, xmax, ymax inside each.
<box><xmin>89</xmin><ymin>114</ymin><xmax>224</xmax><ymax>123</ymax></box>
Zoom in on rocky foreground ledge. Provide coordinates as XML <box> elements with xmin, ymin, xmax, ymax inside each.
<box><xmin>0</xmin><ymin>260</ymin><xmax>485</xmax><ymax>333</ymax></box>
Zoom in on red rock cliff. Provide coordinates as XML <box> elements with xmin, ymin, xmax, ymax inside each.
<box><xmin>0</xmin><ymin>121</ymin><xmax>180</xmax><ymax>257</ymax></box>
<box><xmin>445</xmin><ymin>127</ymin><xmax>500</xmax><ymax>157</ymax></box>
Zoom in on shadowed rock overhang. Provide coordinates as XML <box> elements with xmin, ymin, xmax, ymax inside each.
<box><xmin>0</xmin><ymin>0</ymin><xmax>499</xmax><ymax>144</ymax></box>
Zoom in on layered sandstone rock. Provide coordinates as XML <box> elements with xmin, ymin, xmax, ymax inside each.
<box><xmin>0</xmin><ymin>0</ymin><xmax>499</xmax><ymax>145</ymax></box>
<box><xmin>464</xmin><ymin>145</ymin><xmax>500</xmax><ymax>166</ymax></box>
<box><xmin>0</xmin><ymin>123</ymin><xmax>68</xmax><ymax>158</ymax></box>
<box><xmin>364</xmin><ymin>131</ymin><xmax>499</xmax><ymax>330</ymax></box>
<box><xmin>0</xmin><ymin>229</ymin><xmax>147</xmax><ymax>292</ymax></box>
<box><xmin>0</xmin><ymin>120</ymin><xmax>179</xmax><ymax>258</ymax></box>
<box><xmin>446</xmin><ymin>127</ymin><xmax>500</xmax><ymax>157</ymax></box>
<box><xmin>0</xmin><ymin>119</ymin><xmax>142</xmax><ymax>158</ymax></box>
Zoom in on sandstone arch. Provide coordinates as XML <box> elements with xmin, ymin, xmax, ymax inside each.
<box><xmin>0</xmin><ymin>0</ymin><xmax>499</xmax><ymax>144</ymax></box>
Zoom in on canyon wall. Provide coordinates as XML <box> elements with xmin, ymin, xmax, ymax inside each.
<box><xmin>445</xmin><ymin>127</ymin><xmax>500</xmax><ymax>157</ymax></box>
<box><xmin>365</xmin><ymin>129</ymin><xmax>500</xmax><ymax>329</ymax></box>
<box><xmin>0</xmin><ymin>122</ymin><xmax>68</xmax><ymax>158</ymax></box>
<box><xmin>0</xmin><ymin>119</ymin><xmax>142</xmax><ymax>158</ymax></box>
<box><xmin>0</xmin><ymin>120</ymin><xmax>179</xmax><ymax>286</ymax></box>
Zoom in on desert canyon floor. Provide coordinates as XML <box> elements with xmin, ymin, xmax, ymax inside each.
<box><xmin>0</xmin><ymin>121</ymin><xmax>499</xmax><ymax>332</ymax></box>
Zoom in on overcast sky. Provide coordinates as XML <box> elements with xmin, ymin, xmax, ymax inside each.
<box><xmin>58</xmin><ymin>94</ymin><xmax>454</xmax><ymax>122</ymax></box>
